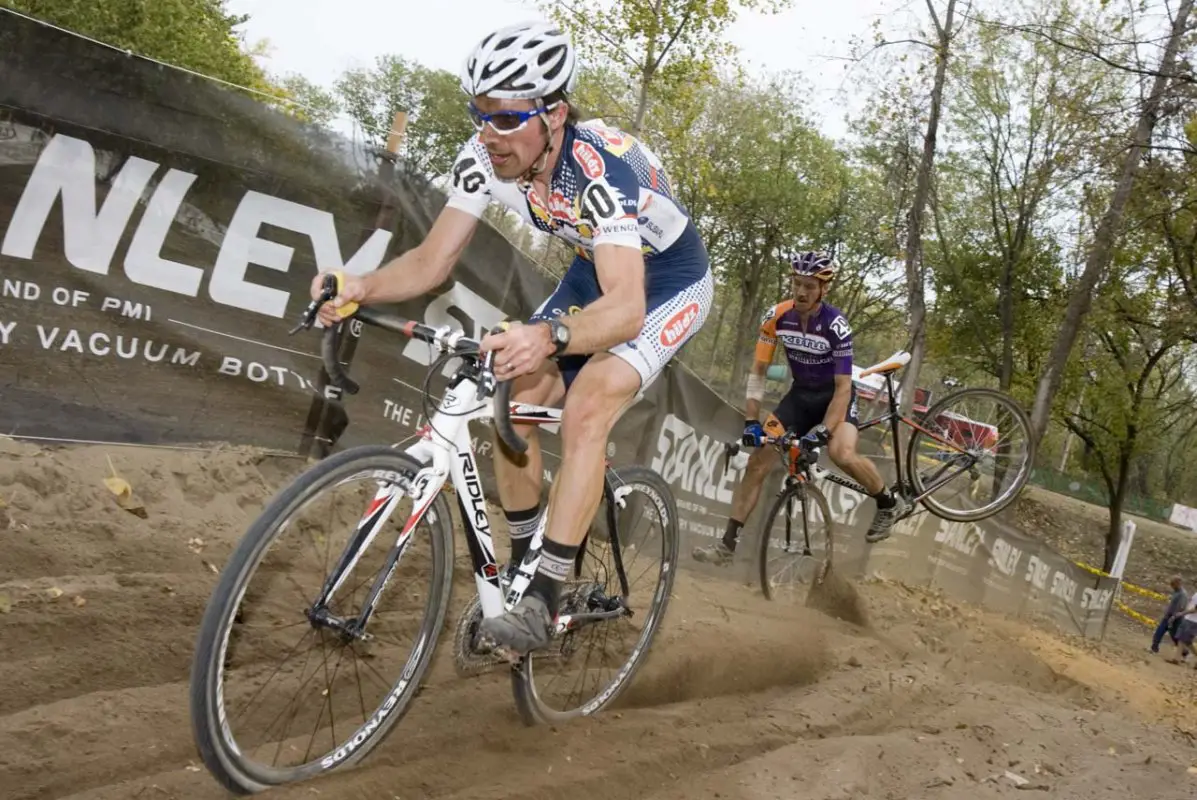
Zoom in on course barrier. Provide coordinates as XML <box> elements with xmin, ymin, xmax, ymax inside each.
<box><xmin>0</xmin><ymin>10</ymin><xmax>1120</xmax><ymax>640</ymax></box>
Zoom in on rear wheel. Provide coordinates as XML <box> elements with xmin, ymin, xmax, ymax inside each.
<box><xmin>511</xmin><ymin>465</ymin><xmax>679</xmax><ymax>724</ymax></box>
<box><xmin>906</xmin><ymin>387</ymin><xmax>1035</xmax><ymax>522</ymax></box>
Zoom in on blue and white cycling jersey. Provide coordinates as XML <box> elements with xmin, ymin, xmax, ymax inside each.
<box><xmin>444</xmin><ymin>119</ymin><xmax>706</xmax><ymax>279</ymax></box>
<box><xmin>443</xmin><ymin>119</ymin><xmax>713</xmax><ymax>392</ymax></box>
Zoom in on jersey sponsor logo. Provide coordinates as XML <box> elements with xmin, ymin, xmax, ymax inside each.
<box><xmin>527</xmin><ymin>190</ymin><xmax>551</xmax><ymax>226</ymax></box>
<box><xmin>548</xmin><ymin>190</ymin><xmax>575</xmax><ymax>223</ymax></box>
<box><xmin>639</xmin><ymin>215</ymin><xmax>664</xmax><ymax>238</ymax></box>
<box><xmin>593</xmin><ymin>127</ymin><xmax>634</xmax><ymax>156</ymax></box>
<box><xmin>778</xmin><ymin>330</ymin><xmax>831</xmax><ymax>353</ymax></box>
<box><xmin>830</xmin><ymin>314</ymin><xmax>852</xmax><ymax>339</ymax></box>
<box><xmin>660</xmin><ymin>302</ymin><xmax>701</xmax><ymax>347</ymax></box>
<box><xmin>594</xmin><ymin>127</ymin><xmax>627</xmax><ymax>148</ymax></box>
<box><xmin>572</xmin><ymin>140</ymin><xmax>605</xmax><ymax>180</ymax></box>
<box><xmin>759</xmin><ymin>305</ymin><xmax>777</xmax><ymax>327</ymax></box>
<box><xmin>599</xmin><ymin>219</ymin><xmax>639</xmax><ymax>238</ymax></box>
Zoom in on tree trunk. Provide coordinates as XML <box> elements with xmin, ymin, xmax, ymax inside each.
<box><xmin>998</xmin><ymin>254</ymin><xmax>1016</xmax><ymax>392</ymax></box>
<box><xmin>1029</xmin><ymin>0</ymin><xmax>1196</xmax><ymax>445</ymax></box>
<box><xmin>1104</xmin><ymin>448</ymin><xmax>1134</xmax><ymax>573</ymax></box>
<box><xmin>632</xmin><ymin>65</ymin><xmax>654</xmax><ymax>137</ymax></box>
<box><xmin>898</xmin><ymin>0</ymin><xmax>957</xmax><ymax>417</ymax></box>
<box><xmin>729</xmin><ymin>232</ymin><xmax>779</xmax><ymax>392</ymax></box>
<box><xmin>705</xmin><ymin>297</ymin><xmax>731</xmax><ymax>381</ymax></box>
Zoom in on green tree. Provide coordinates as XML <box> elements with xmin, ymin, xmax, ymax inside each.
<box><xmin>1018</xmin><ymin>0</ymin><xmax>1197</xmax><ymax>446</ymax></box>
<box><xmin>925</xmin><ymin>2</ymin><xmax>1113</xmax><ymax>402</ymax></box>
<box><xmin>334</xmin><ymin>55</ymin><xmax>475</xmax><ymax>177</ymax></box>
<box><xmin>2</xmin><ymin>0</ymin><xmax>273</xmax><ymax>92</ymax></box>
<box><xmin>1061</xmin><ymin>284</ymin><xmax>1192</xmax><ymax>570</ymax></box>
<box><xmin>275</xmin><ymin>73</ymin><xmax>341</xmax><ymax>127</ymax></box>
<box><xmin>540</xmin><ymin>0</ymin><xmax>792</xmax><ymax>137</ymax></box>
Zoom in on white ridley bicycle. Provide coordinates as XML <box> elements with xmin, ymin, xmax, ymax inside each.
<box><xmin>188</xmin><ymin>275</ymin><xmax>680</xmax><ymax>794</ymax></box>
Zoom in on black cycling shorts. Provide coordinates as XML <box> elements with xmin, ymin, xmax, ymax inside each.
<box><xmin>763</xmin><ymin>384</ymin><xmax>860</xmax><ymax>439</ymax></box>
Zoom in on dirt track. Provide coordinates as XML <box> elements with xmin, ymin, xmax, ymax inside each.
<box><xmin>2</xmin><ymin>437</ymin><xmax>1196</xmax><ymax>800</ymax></box>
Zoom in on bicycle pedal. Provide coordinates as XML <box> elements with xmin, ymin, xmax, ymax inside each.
<box><xmin>477</xmin><ymin>634</ymin><xmax>522</xmax><ymax>666</ymax></box>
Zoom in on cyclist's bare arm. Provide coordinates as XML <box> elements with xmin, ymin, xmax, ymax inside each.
<box><xmin>822</xmin><ymin>373</ymin><xmax>853</xmax><ymax>432</ymax></box>
<box><xmin>361</xmin><ymin>207</ymin><xmax>479</xmax><ymax>303</ymax></box>
<box><xmin>555</xmin><ymin>244</ymin><xmax>647</xmax><ymax>354</ymax></box>
<box><xmin>744</xmin><ymin>359</ymin><xmax>771</xmax><ymax>421</ymax></box>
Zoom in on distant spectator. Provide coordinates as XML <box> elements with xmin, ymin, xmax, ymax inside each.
<box><xmin>1151</xmin><ymin>576</ymin><xmax>1187</xmax><ymax>654</ymax></box>
<box><xmin>1165</xmin><ymin>587</ymin><xmax>1197</xmax><ymax>667</ymax></box>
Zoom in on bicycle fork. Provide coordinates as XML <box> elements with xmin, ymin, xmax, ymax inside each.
<box><xmin>307</xmin><ymin>470</ymin><xmax>441</xmax><ymax>641</ymax></box>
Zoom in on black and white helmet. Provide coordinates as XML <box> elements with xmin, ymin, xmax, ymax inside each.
<box><xmin>460</xmin><ymin>21</ymin><xmax>578</xmax><ymax>100</ymax></box>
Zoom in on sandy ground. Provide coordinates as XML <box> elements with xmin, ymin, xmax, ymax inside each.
<box><xmin>2</xmin><ymin>437</ymin><xmax>1196</xmax><ymax>800</ymax></box>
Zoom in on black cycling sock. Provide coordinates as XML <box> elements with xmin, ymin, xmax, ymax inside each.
<box><xmin>873</xmin><ymin>489</ymin><xmax>896</xmax><ymax>509</ymax></box>
<box><xmin>527</xmin><ymin>537</ymin><xmax>578</xmax><ymax>617</ymax></box>
<box><xmin>722</xmin><ymin>519</ymin><xmax>744</xmax><ymax>551</ymax></box>
<box><xmin>505</xmin><ymin>504</ymin><xmax>542</xmax><ymax>566</ymax></box>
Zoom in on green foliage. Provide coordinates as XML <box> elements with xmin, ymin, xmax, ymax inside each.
<box><xmin>275</xmin><ymin>73</ymin><xmax>341</xmax><ymax>127</ymax></box>
<box><xmin>334</xmin><ymin>56</ymin><xmax>475</xmax><ymax>177</ymax></box>
<box><xmin>539</xmin><ymin>0</ymin><xmax>793</xmax><ymax>134</ymax></box>
<box><xmin>2</xmin><ymin>0</ymin><xmax>272</xmax><ymax>91</ymax></box>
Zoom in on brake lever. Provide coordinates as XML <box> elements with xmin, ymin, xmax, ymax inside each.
<box><xmin>720</xmin><ymin>441</ymin><xmax>740</xmax><ymax>480</ymax></box>
<box><xmin>289</xmin><ymin>274</ymin><xmax>340</xmax><ymax>335</ymax></box>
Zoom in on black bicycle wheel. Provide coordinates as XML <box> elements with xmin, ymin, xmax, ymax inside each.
<box><xmin>189</xmin><ymin>446</ymin><xmax>454</xmax><ymax>794</ymax></box>
<box><xmin>906</xmin><ymin>387</ymin><xmax>1035</xmax><ymax>522</ymax></box>
<box><xmin>510</xmin><ymin>465</ymin><xmax>679</xmax><ymax>725</ymax></box>
<box><xmin>757</xmin><ymin>480</ymin><xmax>834</xmax><ymax>602</ymax></box>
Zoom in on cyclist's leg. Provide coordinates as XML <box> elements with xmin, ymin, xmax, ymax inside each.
<box><xmin>492</xmin><ymin>362</ymin><xmax>565</xmax><ymax>569</ymax></box>
<box><xmin>824</xmin><ymin>389</ymin><xmax>910</xmax><ymax>541</ymax></box>
<box><xmin>481</xmin><ymin>265</ymin><xmax>714</xmax><ymax>655</ymax></box>
<box><xmin>491</xmin><ymin>267</ymin><xmax>589</xmax><ymax>569</ymax></box>
<box><xmin>826</xmin><ymin>390</ymin><xmax>884</xmax><ymax>493</ymax></box>
<box><xmin>693</xmin><ymin>393</ymin><xmax>800</xmax><ymax>566</ymax></box>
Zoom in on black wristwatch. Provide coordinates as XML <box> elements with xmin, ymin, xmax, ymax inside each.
<box><xmin>542</xmin><ymin>317</ymin><xmax>571</xmax><ymax>356</ymax></box>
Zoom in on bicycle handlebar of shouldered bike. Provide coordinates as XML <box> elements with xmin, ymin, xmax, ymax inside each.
<box><xmin>289</xmin><ymin>271</ymin><xmax>528</xmax><ymax>456</ymax></box>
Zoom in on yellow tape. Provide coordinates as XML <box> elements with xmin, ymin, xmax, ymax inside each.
<box><xmin>1072</xmin><ymin>560</ymin><xmax>1169</xmax><ymax>601</ymax></box>
<box><xmin>1115</xmin><ymin>601</ymin><xmax>1156</xmax><ymax>628</ymax></box>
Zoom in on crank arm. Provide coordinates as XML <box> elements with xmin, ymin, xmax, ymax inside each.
<box><xmin>554</xmin><ymin>607</ymin><xmax>632</xmax><ymax>634</ymax></box>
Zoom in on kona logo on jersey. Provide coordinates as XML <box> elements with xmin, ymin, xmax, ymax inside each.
<box><xmin>778</xmin><ymin>331</ymin><xmax>830</xmax><ymax>352</ymax></box>
<box><xmin>660</xmin><ymin>302</ymin><xmax>700</xmax><ymax>347</ymax></box>
<box><xmin>572</xmin><ymin>141</ymin><xmax>605</xmax><ymax>180</ymax></box>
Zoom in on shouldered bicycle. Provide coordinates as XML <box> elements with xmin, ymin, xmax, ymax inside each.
<box><xmin>724</xmin><ymin>351</ymin><xmax>1034</xmax><ymax>602</ymax></box>
<box><xmin>188</xmin><ymin>274</ymin><xmax>680</xmax><ymax>794</ymax></box>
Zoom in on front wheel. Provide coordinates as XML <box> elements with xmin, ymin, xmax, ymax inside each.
<box><xmin>189</xmin><ymin>446</ymin><xmax>454</xmax><ymax>794</ymax></box>
<box><xmin>510</xmin><ymin>465</ymin><xmax>679</xmax><ymax>725</ymax></box>
<box><xmin>758</xmin><ymin>480</ymin><xmax>834</xmax><ymax>602</ymax></box>
<box><xmin>906</xmin><ymin>387</ymin><xmax>1035</xmax><ymax>522</ymax></box>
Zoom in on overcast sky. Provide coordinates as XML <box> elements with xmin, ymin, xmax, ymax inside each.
<box><xmin>226</xmin><ymin>0</ymin><xmax>906</xmax><ymax>144</ymax></box>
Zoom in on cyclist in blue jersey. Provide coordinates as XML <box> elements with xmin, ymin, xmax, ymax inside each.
<box><xmin>693</xmin><ymin>252</ymin><xmax>909</xmax><ymax>566</ymax></box>
<box><xmin>310</xmin><ymin>21</ymin><xmax>714</xmax><ymax>657</ymax></box>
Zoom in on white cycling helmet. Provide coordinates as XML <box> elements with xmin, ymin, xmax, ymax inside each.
<box><xmin>460</xmin><ymin>21</ymin><xmax>578</xmax><ymax>100</ymax></box>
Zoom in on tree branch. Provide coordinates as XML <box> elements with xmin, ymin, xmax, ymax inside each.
<box><xmin>967</xmin><ymin>14</ymin><xmax>1197</xmax><ymax>84</ymax></box>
